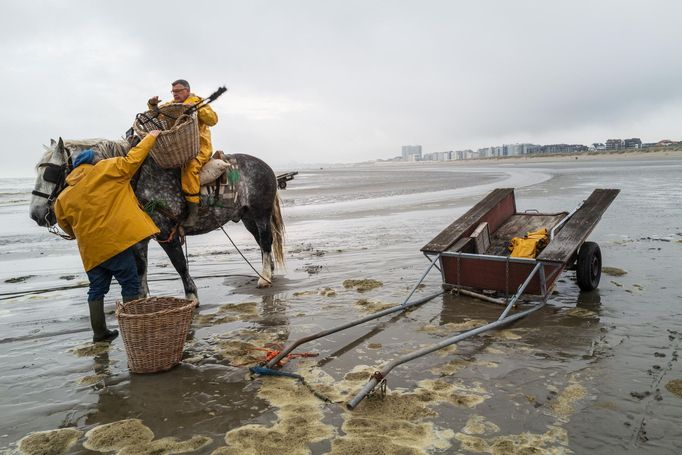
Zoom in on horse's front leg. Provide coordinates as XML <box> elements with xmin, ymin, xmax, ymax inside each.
<box><xmin>132</xmin><ymin>239</ymin><xmax>150</xmax><ymax>298</ymax></box>
<box><xmin>259</xmin><ymin>251</ymin><xmax>273</xmax><ymax>289</ymax></box>
<box><xmin>158</xmin><ymin>237</ymin><xmax>199</xmax><ymax>304</ymax></box>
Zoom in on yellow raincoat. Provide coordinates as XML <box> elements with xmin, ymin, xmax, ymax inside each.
<box><xmin>509</xmin><ymin>228</ymin><xmax>549</xmax><ymax>259</ymax></box>
<box><xmin>54</xmin><ymin>135</ymin><xmax>160</xmax><ymax>271</ymax></box>
<box><xmin>152</xmin><ymin>94</ymin><xmax>218</xmax><ymax>203</ymax></box>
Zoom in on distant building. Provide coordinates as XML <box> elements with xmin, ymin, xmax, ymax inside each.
<box><xmin>624</xmin><ymin>138</ymin><xmax>642</xmax><ymax>148</ymax></box>
<box><xmin>454</xmin><ymin>149</ymin><xmax>473</xmax><ymax>160</ymax></box>
<box><xmin>476</xmin><ymin>147</ymin><xmax>489</xmax><ymax>158</ymax></box>
<box><xmin>401</xmin><ymin>145</ymin><xmax>422</xmax><ymax>161</ymax></box>
<box><xmin>504</xmin><ymin>143</ymin><xmax>541</xmax><ymax>156</ymax></box>
<box><xmin>422</xmin><ymin>150</ymin><xmax>454</xmax><ymax>161</ymax></box>
<box><xmin>540</xmin><ymin>144</ymin><xmax>588</xmax><ymax>154</ymax></box>
<box><xmin>605</xmin><ymin>139</ymin><xmax>623</xmax><ymax>150</ymax></box>
<box><xmin>505</xmin><ymin>144</ymin><xmax>525</xmax><ymax>156</ymax></box>
<box><xmin>592</xmin><ymin>143</ymin><xmax>606</xmax><ymax>150</ymax></box>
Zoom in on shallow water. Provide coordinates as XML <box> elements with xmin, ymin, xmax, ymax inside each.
<box><xmin>1</xmin><ymin>157</ymin><xmax>681</xmax><ymax>454</ymax></box>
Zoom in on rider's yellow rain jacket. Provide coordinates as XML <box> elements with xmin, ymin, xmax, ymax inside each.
<box><xmin>54</xmin><ymin>135</ymin><xmax>160</xmax><ymax>271</ymax></box>
<box><xmin>183</xmin><ymin>94</ymin><xmax>218</xmax><ymax>158</ymax></box>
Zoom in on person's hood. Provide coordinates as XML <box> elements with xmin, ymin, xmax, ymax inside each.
<box><xmin>65</xmin><ymin>164</ymin><xmax>94</xmax><ymax>186</ymax></box>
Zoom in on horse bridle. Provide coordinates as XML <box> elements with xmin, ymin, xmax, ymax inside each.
<box><xmin>32</xmin><ymin>163</ymin><xmax>68</xmax><ymax>200</ymax></box>
<box><xmin>32</xmin><ymin>147</ymin><xmax>74</xmax><ymax>238</ymax></box>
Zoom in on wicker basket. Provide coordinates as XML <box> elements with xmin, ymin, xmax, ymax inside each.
<box><xmin>132</xmin><ymin>103</ymin><xmax>200</xmax><ymax>169</ymax></box>
<box><xmin>116</xmin><ymin>297</ymin><xmax>196</xmax><ymax>374</ymax></box>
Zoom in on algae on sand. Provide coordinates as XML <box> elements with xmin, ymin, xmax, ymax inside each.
<box><xmin>83</xmin><ymin>419</ymin><xmax>154</xmax><ymax>452</ymax></box>
<box><xmin>665</xmin><ymin>379</ymin><xmax>682</xmax><ymax>398</ymax></box>
<box><xmin>18</xmin><ymin>428</ymin><xmax>82</xmax><ymax>455</ymax></box>
<box><xmin>343</xmin><ymin>279</ymin><xmax>383</xmax><ymax>292</ymax></box>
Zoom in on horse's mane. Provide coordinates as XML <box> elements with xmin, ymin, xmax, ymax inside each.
<box><xmin>38</xmin><ymin>138</ymin><xmax>131</xmax><ymax>168</ymax></box>
<box><xmin>66</xmin><ymin>138</ymin><xmax>131</xmax><ymax>159</ymax></box>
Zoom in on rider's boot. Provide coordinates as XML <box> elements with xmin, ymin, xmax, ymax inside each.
<box><xmin>182</xmin><ymin>202</ymin><xmax>200</xmax><ymax>229</ymax></box>
<box><xmin>88</xmin><ymin>299</ymin><xmax>119</xmax><ymax>343</ymax></box>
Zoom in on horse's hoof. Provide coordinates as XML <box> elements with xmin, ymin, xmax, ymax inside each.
<box><xmin>257</xmin><ymin>279</ymin><xmax>271</xmax><ymax>288</ymax></box>
<box><xmin>187</xmin><ymin>293</ymin><xmax>200</xmax><ymax>307</ymax></box>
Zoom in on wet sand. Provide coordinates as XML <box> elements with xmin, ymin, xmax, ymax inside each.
<box><xmin>1</xmin><ymin>156</ymin><xmax>681</xmax><ymax>454</ymax></box>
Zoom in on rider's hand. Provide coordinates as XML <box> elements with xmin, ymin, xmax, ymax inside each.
<box><xmin>148</xmin><ymin>96</ymin><xmax>160</xmax><ymax>107</ymax></box>
<box><xmin>148</xmin><ymin>130</ymin><xmax>161</xmax><ymax>138</ymax></box>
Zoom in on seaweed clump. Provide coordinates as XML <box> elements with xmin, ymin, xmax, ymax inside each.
<box><xmin>343</xmin><ymin>279</ymin><xmax>383</xmax><ymax>292</ymax></box>
<box><xmin>18</xmin><ymin>428</ymin><xmax>82</xmax><ymax>455</ymax></box>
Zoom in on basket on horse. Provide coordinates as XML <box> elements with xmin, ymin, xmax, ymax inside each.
<box><xmin>116</xmin><ymin>296</ymin><xmax>196</xmax><ymax>373</ymax></box>
<box><xmin>132</xmin><ymin>103</ymin><xmax>200</xmax><ymax>169</ymax></box>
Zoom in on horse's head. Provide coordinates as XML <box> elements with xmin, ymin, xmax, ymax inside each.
<box><xmin>29</xmin><ymin>138</ymin><xmax>72</xmax><ymax>226</ymax></box>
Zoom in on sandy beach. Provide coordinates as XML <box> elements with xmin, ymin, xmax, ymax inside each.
<box><xmin>1</xmin><ymin>153</ymin><xmax>682</xmax><ymax>454</ymax></box>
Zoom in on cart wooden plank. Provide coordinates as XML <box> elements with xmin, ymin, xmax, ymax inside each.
<box><xmin>537</xmin><ymin>189</ymin><xmax>620</xmax><ymax>264</ymax></box>
<box><xmin>422</xmin><ymin>188</ymin><xmax>516</xmax><ymax>253</ymax></box>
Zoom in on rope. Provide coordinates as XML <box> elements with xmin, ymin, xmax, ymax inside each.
<box><xmin>217</xmin><ymin>224</ymin><xmax>272</xmax><ymax>285</ymax></box>
<box><xmin>184</xmin><ymin>235</ymin><xmax>190</xmax><ymax>274</ymax></box>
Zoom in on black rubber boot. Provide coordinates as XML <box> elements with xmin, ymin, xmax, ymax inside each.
<box><xmin>88</xmin><ymin>299</ymin><xmax>119</xmax><ymax>343</ymax></box>
<box><xmin>122</xmin><ymin>295</ymin><xmax>140</xmax><ymax>303</ymax></box>
<box><xmin>182</xmin><ymin>202</ymin><xmax>200</xmax><ymax>229</ymax></box>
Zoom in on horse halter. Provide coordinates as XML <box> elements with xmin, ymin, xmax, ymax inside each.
<box><xmin>32</xmin><ymin>148</ymin><xmax>73</xmax><ymax>202</ymax></box>
<box><xmin>32</xmin><ymin>162</ymin><xmax>70</xmax><ymax>201</ymax></box>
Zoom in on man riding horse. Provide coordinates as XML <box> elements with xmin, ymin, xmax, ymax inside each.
<box><xmin>147</xmin><ymin>79</ymin><xmax>218</xmax><ymax>228</ymax></box>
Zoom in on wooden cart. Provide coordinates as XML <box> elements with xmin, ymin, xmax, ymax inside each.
<box><xmin>276</xmin><ymin>171</ymin><xmax>298</xmax><ymax>190</ymax></box>
<box><xmin>421</xmin><ymin>188</ymin><xmax>620</xmax><ymax>299</ymax></box>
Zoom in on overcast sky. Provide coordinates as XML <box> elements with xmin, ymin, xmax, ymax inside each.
<box><xmin>5</xmin><ymin>1</ymin><xmax>682</xmax><ymax>177</ymax></box>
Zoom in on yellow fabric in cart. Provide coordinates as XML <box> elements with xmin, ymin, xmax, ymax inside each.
<box><xmin>509</xmin><ymin>228</ymin><xmax>549</xmax><ymax>258</ymax></box>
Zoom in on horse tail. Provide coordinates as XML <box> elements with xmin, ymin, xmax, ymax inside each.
<box><xmin>270</xmin><ymin>192</ymin><xmax>285</xmax><ymax>267</ymax></box>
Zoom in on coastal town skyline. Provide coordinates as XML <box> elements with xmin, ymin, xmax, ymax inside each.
<box><xmin>398</xmin><ymin>135</ymin><xmax>681</xmax><ymax>161</ymax></box>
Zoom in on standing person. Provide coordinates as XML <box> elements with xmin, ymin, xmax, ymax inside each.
<box><xmin>54</xmin><ymin>132</ymin><xmax>161</xmax><ymax>343</ymax></box>
<box><xmin>148</xmin><ymin>79</ymin><xmax>218</xmax><ymax>228</ymax></box>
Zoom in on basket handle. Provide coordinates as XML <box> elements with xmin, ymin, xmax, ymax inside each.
<box><xmin>115</xmin><ymin>301</ymin><xmax>125</xmax><ymax>316</ymax></box>
<box><xmin>170</xmin><ymin>113</ymin><xmax>191</xmax><ymax>130</ymax></box>
<box><xmin>135</xmin><ymin>111</ymin><xmax>165</xmax><ymax>131</ymax></box>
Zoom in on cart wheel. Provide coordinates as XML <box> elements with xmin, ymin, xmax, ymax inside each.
<box><xmin>278</xmin><ymin>180</ymin><xmax>287</xmax><ymax>190</ymax></box>
<box><xmin>576</xmin><ymin>241</ymin><xmax>601</xmax><ymax>291</ymax></box>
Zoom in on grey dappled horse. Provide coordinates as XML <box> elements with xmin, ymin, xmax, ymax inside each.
<box><xmin>29</xmin><ymin>138</ymin><xmax>285</xmax><ymax>298</ymax></box>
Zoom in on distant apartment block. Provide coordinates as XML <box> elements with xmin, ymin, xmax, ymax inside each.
<box><xmin>477</xmin><ymin>143</ymin><xmax>540</xmax><ymax>158</ymax></box>
<box><xmin>423</xmin><ymin>151</ymin><xmax>449</xmax><ymax>161</ymax></box>
<box><xmin>401</xmin><ymin>145</ymin><xmax>422</xmax><ymax>161</ymax></box>
<box><xmin>605</xmin><ymin>139</ymin><xmax>623</xmax><ymax>150</ymax></box>
<box><xmin>624</xmin><ymin>138</ymin><xmax>642</xmax><ymax>148</ymax></box>
<box><xmin>605</xmin><ymin>138</ymin><xmax>641</xmax><ymax>149</ymax></box>
<box><xmin>453</xmin><ymin>149</ymin><xmax>474</xmax><ymax>160</ymax></box>
<box><xmin>541</xmin><ymin>144</ymin><xmax>588</xmax><ymax>154</ymax></box>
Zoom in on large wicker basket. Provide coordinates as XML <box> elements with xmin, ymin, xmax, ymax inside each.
<box><xmin>116</xmin><ymin>297</ymin><xmax>196</xmax><ymax>374</ymax></box>
<box><xmin>132</xmin><ymin>103</ymin><xmax>200</xmax><ymax>169</ymax></box>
